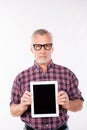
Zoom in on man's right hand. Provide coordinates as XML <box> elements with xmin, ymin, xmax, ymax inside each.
<box><xmin>10</xmin><ymin>90</ymin><xmax>32</xmax><ymax>116</ymax></box>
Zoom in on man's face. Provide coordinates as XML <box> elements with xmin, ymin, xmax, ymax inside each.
<box><xmin>31</xmin><ymin>34</ymin><xmax>54</xmax><ymax>65</ymax></box>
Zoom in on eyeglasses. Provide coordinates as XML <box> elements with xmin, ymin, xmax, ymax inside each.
<box><xmin>33</xmin><ymin>43</ymin><xmax>52</xmax><ymax>51</ymax></box>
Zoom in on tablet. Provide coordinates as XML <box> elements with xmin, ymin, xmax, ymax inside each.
<box><xmin>30</xmin><ymin>81</ymin><xmax>59</xmax><ymax>118</ymax></box>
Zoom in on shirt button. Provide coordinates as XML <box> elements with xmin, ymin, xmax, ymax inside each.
<box><xmin>46</xmin><ymin>124</ymin><xmax>49</xmax><ymax>127</ymax></box>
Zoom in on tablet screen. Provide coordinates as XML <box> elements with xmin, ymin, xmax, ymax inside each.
<box><xmin>30</xmin><ymin>81</ymin><xmax>59</xmax><ymax>118</ymax></box>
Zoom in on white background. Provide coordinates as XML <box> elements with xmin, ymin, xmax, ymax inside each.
<box><xmin>0</xmin><ymin>0</ymin><xmax>87</xmax><ymax>129</ymax></box>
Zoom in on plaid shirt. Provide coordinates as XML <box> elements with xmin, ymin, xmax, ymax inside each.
<box><xmin>10</xmin><ymin>60</ymin><xmax>84</xmax><ymax>130</ymax></box>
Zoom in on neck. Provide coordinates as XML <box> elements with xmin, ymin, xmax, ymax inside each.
<box><xmin>39</xmin><ymin>64</ymin><xmax>47</xmax><ymax>72</ymax></box>
<box><xmin>35</xmin><ymin>60</ymin><xmax>51</xmax><ymax>72</ymax></box>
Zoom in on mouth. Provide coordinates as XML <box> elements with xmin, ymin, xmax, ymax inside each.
<box><xmin>39</xmin><ymin>55</ymin><xmax>46</xmax><ymax>58</ymax></box>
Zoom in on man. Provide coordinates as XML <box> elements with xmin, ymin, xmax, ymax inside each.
<box><xmin>10</xmin><ymin>29</ymin><xmax>84</xmax><ymax>130</ymax></box>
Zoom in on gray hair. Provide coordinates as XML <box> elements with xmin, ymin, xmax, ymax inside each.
<box><xmin>32</xmin><ymin>29</ymin><xmax>53</xmax><ymax>42</ymax></box>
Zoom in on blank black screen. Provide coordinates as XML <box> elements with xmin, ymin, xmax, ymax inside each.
<box><xmin>33</xmin><ymin>84</ymin><xmax>56</xmax><ymax>114</ymax></box>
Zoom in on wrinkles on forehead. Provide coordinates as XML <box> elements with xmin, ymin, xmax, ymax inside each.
<box><xmin>32</xmin><ymin>34</ymin><xmax>52</xmax><ymax>45</ymax></box>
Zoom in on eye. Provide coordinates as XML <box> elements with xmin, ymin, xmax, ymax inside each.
<box><xmin>33</xmin><ymin>44</ymin><xmax>41</xmax><ymax>50</ymax></box>
<box><xmin>35</xmin><ymin>44</ymin><xmax>41</xmax><ymax>47</ymax></box>
<box><xmin>33</xmin><ymin>44</ymin><xmax>40</xmax><ymax>48</ymax></box>
<box><xmin>44</xmin><ymin>44</ymin><xmax>52</xmax><ymax>49</ymax></box>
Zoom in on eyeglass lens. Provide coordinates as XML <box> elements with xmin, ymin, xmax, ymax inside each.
<box><xmin>33</xmin><ymin>43</ymin><xmax>52</xmax><ymax>50</ymax></box>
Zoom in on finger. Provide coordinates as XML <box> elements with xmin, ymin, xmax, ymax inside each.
<box><xmin>21</xmin><ymin>97</ymin><xmax>32</xmax><ymax>105</ymax></box>
<box><xmin>58</xmin><ymin>91</ymin><xmax>65</xmax><ymax>95</ymax></box>
<box><xmin>21</xmin><ymin>91</ymin><xmax>32</xmax><ymax>105</ymax></box>
<box><xmin>24</xmin><ymin>90</ymin><xmax>32</xmax><ymax>96</ymax></box>
<box><xmin>58</xmin><ymin>91</ymin><xmax>68</xmax><ymax>99</ymax></box>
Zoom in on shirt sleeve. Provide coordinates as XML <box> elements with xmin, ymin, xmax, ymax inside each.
<box><xmin>68</xmin><ymin>71</ymin><xmax>84</xmax><ymax>101</ymax></box>
<box><xmin>10</xmin><ymin>75</ymin><xmax>21</xmax><ymax>105</ymax></box>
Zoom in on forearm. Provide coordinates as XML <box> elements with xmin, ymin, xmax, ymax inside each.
<box><xmin>63</xmin><ymin>99</ymin><xmax>83</xmax><ymax>112</ymax></box>
<box><xmin>10</xmin><ymin>103</ymin><xmax>28</xmax><ymax>116</ymax></box>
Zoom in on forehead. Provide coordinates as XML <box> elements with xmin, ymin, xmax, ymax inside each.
<box><xmin>32</xmin><ymin>34</ymin><xmax>52</xmax><ymax>44</ymax></box>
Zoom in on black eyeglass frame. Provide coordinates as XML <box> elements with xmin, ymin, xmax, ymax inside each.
<box><xmin>33</xmin><ymin>43</ymin><xmax>53</xmax><ymax>51</ymax></box>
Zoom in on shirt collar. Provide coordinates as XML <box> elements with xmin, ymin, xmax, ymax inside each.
<box><xmin>33</xmin><ymin>59</ymin><xmax>54</xmax><ymax>72</ymax></box>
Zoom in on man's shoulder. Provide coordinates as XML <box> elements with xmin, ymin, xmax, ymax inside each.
<box><xmin>53</xmin><ymin>63</ymin><xmax>68</xmax><ymax>70</ymax></box>
<box><xmin>53</xmin><ymin>63</ymin><xmax>74</xmax><ymax>74</ymax></box>
<box><xmin>15</xmin><ymin>65</ymin><xmax>33</xmax><ymax>79</ymax></box>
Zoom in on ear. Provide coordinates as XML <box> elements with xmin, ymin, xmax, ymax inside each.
<box><xmin>30</xmin><ymin>47</ymin><xmax>34</xmax><ymax>54</ymax></box>
<box><xmin>51</xmin><ymin>47</ymin><xmax>54</xmax><ymax>53</ymax></box>
<box><xmin>30</xmin><ymin>44</ymin><xmax>34</xmax><ymax>54</ymax></box>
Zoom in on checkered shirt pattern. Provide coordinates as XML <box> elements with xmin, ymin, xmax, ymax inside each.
<box><xmin>10</xmin><ymin>60</ymin><xmax>84</xmax><ymax>130</ymax></box>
